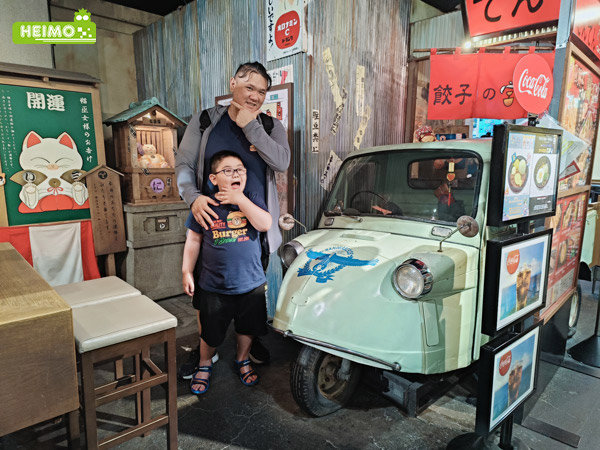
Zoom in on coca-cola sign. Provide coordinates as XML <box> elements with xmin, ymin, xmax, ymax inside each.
<box><xmin>506</xmin><ymin>250</ymin><xmax>520</xmax><ymax>274</ymax></box>
<box><xmin>498</xmin><ymin>350</ymin><xmax>513</xmax><ymax>377</ymax></box>
<box><xmin>513</xmin><ymin>54</ymin><xmax>554</xmax><ymax>114</ymax></box>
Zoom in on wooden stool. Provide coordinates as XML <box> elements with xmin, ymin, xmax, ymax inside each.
<box><xmin>54</xmin><ymin>276</ymin><xmax>141</xmax><ymax>308</ymax></box>
<box><xmin>72</xmin><ymin>295</ymin><xmax>178</xmax><ymax>449</ymax></box>
<box><xmin>56</xmin><ymin>276</ymin><xmax>143</xmax><ymax>379</ymax></box>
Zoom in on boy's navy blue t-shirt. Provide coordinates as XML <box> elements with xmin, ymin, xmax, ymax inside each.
<box><xmin>203</xmin><ymin>113</ymin><xmax>267</xmax><ymax>204</ymax></box>
<box><xmin>185</xmin><ymin>192</ymin><xmax>267</xmax><ymax>295</ymax></box>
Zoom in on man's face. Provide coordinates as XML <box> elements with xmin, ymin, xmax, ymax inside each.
<box><xmin>230</xmin><ymin>72</ymin><xmax>268</xmax><ymax>112</ymax></box>
<box><xmin>209</xmin><ymin>156</ymin><xmax>247</xmax><ymax>192</ymax></box>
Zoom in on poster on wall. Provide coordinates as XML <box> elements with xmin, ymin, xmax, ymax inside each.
<box><xmin>560</xmin><ymin>54</ymin><xmax>600</xmax><ymax>146</ymax></box>
<box><xmin>476</xmin><ymin>322</ymin><xmax>542</xmax><ymax>435</ymax></box>
<box><xmin>483</xmin><ymin>230</ymin><xmax>552</xmax><ymax>335</ymax></box>
<box><xmin>572</xmin><ymin>0</ymin><xmax>600</xmax><ymax>62</ymax></box>
<box><xmin>0</xmin><ymin>84</ymin><xmax>99</xmax><ymax>226</ymax></box>
<box><xmin>266</xmin><ymin>0</ymin><xmax>305</xmax><ymax>62</ymax></box>
<box><xmin>543</xmin><ymin>192</ymin><xmax>588</xmax><ymax>316</ymax></box>
<box><xmin>488</xmin><ymin>124</ymin><xmax>561</xmax><ymax>226</ymax></box>
<box><xmin>216</xmin><ymin>83</ymin><xmax>294</xmax><ymax>214</ymax></box>
<box><xmin>536</xmin><ymin>115</ymin><xmax>591</xmax><ymax>191</ymax></box>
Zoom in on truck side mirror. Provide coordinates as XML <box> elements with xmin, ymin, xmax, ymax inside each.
<box><xmin>279</xmin><ymin>213</ymin><xmax>307</xmax><ymax>233</ymax></box>
<box><xmin>438</xmin><ymin>215</ymin><xmax>479</xmax><ymax>252</ymax></box>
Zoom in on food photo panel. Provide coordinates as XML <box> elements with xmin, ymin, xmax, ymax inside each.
<box><xmin>482</xmin><ymin>229</ymin><xmax>552</xmax><ymax>335</ymax></box>
<box><xmin>476</xmin><ymin>322</ymin><xmax>542</xmax><ymax>435</ymax></box>
<box><xmin>488</xmin><ymin>124</ymin><xmax>561</xmax><ymax>227</ymax></box>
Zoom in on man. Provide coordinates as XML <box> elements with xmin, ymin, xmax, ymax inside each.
<box><xmin>175</xmin><ymin>61</ymin><xmax>290</xmax><ymax>379</ymax></box>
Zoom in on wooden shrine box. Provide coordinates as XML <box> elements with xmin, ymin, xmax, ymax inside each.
<box><xmin>0</xmin><ymin>242</ymin><xmax>78</xmax><ymax>436</ymax></box>
<box><xmin>104</xmin><ymin>98</ymin><xmax>187</xmax><ymax>204</ymax></box>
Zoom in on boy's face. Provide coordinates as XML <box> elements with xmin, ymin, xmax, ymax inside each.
<box><xmin>229</xmin><ymin>72</ymin><xmax>268</xmax><ymax>112</ymax></box>
<box><xmin>209</xmin><ymin>156</ymin><xmax>246</xmax><ymax>192</ymax></box>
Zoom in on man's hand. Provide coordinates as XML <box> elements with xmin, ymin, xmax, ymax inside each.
<box><xmin>214</xmin><ymin>188</ymin><xmax>243</xmax><ymax>206</ymax></box>
<box><xmin>230</xmin><ymin>100</ymin><xmax>259</xmax><ymax>128</ymax></box>
<box><xmin>191</xmin><ymin>194</ymin><xmax>219</xmax><ymax>230</ymax></box>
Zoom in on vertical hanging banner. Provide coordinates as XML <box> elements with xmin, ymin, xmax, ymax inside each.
<box><xmin>266</xmin><ymin>0</ymin><xmax>305</xmax><ymax>62</ymax></box>
<box><xmin>428</xmin><ymin>50</ymin><xmax>479</xmax><ymax>119</ymax></box>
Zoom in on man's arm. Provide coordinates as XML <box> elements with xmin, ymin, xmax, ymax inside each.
<box><xmin>175</xmin><ymin>113</ymin><xmax>202</xmax><ymax>207</ymax></box>
<box><xmin>243</xmin><ymin>118</ymin><xmax>290</xmax><ymax>172</ymax></box>
<box><xmin>228</xmin><ymin>100</ymin><xmax>290</xmax><ymax>173</ymax></box>
<box><xmin>175</xmin><ymin>113</ymin><xmax>219</xmax><ymax>229</ymax></box>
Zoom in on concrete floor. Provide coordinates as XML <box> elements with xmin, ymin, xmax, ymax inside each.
<box><xmin>2</xmin><ymin>281</ymin><xmax>600</xmax><ymax>450</ymax></box>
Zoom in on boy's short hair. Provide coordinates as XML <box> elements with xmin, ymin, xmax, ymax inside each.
<box><xmin>210</xmin><ymin>150</ymin><xmax>243</xmax><ymax>174</ymax></box>
<box><xmin>234</xmin><ymin>62</ymin><xmax>272</xmax><ymax>90</ymax></box>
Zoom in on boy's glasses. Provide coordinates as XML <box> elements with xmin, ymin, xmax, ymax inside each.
<box><xmin>214</xmin><ymin>167</ymin><xmax>247</xmax><ymax>177</ymax></box>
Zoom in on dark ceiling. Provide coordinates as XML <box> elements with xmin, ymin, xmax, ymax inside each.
<box><xmin>104</xmin><ymin>0</ymin><xmax>191</xmax><ymax>16</ymax></box>
<box><xmin>421</xmin><ymin>0</ymin><xmax>461</xmax><ymax>13</ymax></box>
<box><xmin>106</xmin><ymin>0</ymin><xmax>461</xmax><ymax>17</ymax></box>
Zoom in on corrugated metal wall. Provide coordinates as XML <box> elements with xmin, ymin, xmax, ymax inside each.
<box><xmin>410</xmin><ymin>10</ymin><xmax>465</xmax><ymax>58</ymax></box>
<box><xmin>134</xmin><ymin>0</ymin><xmax>411</xmax><ymax>311</ymax></box>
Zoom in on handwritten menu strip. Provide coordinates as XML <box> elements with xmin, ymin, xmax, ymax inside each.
<box><xmin>86</xmin><ymin>167</ymin><xmax>126</xmax><ymax>255</ymax></box>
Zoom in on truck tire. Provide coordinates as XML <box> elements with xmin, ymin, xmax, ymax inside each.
<box><xmin>568</xmin><ymin>282</ymin><xmax>582</xmax><ymax>338</ymax></box>
<box><xmin>290</xmin><ymin>345</ymin><xmax>361</xmax><ymax>417</ymax></box>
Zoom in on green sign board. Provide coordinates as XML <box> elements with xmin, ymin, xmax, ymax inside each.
<box><xmin>0</xmin><ymin>84</ymin><xmax>98</xmax><ymax>226</ymax></box>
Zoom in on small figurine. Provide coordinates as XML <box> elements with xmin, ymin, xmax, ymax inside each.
<box><xmin>138</xmin><ymin>144</ymin><xmax>169</xmax><ymax>169</ymax></box>
<box><xmin>413</xmin><ymin>123</ymin><xmax>436</xmax><ymax>143</ymax></box>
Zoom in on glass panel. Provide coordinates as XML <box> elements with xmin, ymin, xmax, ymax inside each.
<box><xmin>326</xmin><ymin>151</ymin><xmax>482</xmax><ymax>224</ymax></box>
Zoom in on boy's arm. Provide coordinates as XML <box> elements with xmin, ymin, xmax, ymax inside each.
<box><xmin>236</xmin><ymin>195</ymin><xmax>272</xmax><ymax>232</ymax></box>
<box><xmin>182</xmin><ymin>229</ymin><xmax>202</xmax><ymax>296</ymax></box>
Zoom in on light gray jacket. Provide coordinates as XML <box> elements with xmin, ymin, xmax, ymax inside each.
<box><xmin>175</xmin><ymin>105</ymin><xmax>291</xmax><ymax>253</ymax></box>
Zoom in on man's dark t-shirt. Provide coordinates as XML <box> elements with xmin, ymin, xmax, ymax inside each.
<box><xmin>202</xmin><ymin>113</ymin><xmax>267</xmax><ymax>204</ymax></box>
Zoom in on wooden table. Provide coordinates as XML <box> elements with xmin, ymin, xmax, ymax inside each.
<box><xmin>0</xmin><ymin>242</ymin><xmax>79</xmax><ymax>441</ymax></box>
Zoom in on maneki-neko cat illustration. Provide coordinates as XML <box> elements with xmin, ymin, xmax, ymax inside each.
<box><xmin>10</xmin><ymin>131</ymin><xmax>89</xmax><ymax>213</ymax></box>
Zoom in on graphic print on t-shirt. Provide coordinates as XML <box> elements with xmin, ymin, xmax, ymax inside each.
<box><xmin>211</xmin><ymin>211</ymin><xmax>251</xmax><ymax>245</ymax></box>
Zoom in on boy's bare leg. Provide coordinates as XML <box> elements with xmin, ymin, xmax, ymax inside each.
<box><xmin>236</xmin><ymin>333</ymin><xmax>257</xmax><ymax>384</ymax></box>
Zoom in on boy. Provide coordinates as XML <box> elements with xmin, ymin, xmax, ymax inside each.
<box><xmin>182</xmin><ymin>151</ymin><xmax>272</xmax><ymax>395</ymax></box>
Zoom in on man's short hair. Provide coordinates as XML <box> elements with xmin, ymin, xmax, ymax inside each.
<box><xmin>234</xmin><ymin>62</ymin><xmax>272</xmax><ymax>90</ymax></box>
<box><xmin>211</xmin><ymin>150</ymin><xmax>243</xmax><ymax>173</ymax></box>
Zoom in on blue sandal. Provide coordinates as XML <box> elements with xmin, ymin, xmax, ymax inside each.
<box><xmin>235</xmin><ymin>359</ymin><xmax>259</xmax><ymax>386</ymax></box>
<box><xmin>190</xmin><ymin>365</ymin><xmax>212</xmax><ymax>395</ymax></box>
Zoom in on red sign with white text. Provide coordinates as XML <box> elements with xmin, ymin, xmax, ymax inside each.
<box><xmin>463</xmin><ymin>0</ymin><xmax>560</xmax><ymax>38</ymax></box>
<box><xmin>275</xmin><ymin>10</ymin><xmax>300</xmax><ymax>49</ymax></box>
<box><xmin>513</xmin><ymin>53</ymin><xmax>554</xmax><ymax>114</ymax></box>
<box><xmin>428</xmin><ymin>49</ymin><xmax>554</xmax><ymax>120</ymax></box>
<box><xmin>572</xmin><ymin>0</ymin><xmax>600</xmax><ymax>61</ymax></box>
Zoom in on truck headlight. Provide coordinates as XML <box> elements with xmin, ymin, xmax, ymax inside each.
<box><xmin>392</xmin><ymin>259</ymin><xmax>433</xmax><ymax>299</ymax></box>
<box><xmin>281</xmin><ymin>240</ymin><xmax>304</xmax><ymax>268</ymax></box>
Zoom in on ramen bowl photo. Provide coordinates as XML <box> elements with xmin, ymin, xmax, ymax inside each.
<box><xmin>508</xmin><ymin>156</ymin><xmax>528</xmax><ymax>193</ymax></box>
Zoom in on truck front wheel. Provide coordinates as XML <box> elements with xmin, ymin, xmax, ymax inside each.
<box><xmin>291</xmin><ymin>345</ymin><xmax>361</xmax><ymax>417</ymax></box>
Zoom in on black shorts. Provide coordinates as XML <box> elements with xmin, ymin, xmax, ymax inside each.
<box><xmin>193</xmin><ymin>283</ymin><xmax>267</xmax><ymax>348</ymax></box>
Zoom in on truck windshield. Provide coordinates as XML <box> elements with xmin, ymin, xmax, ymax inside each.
<box><xmin>325</xmin><ymin>150</ymin><xmax>482</xmax><ymax>224</ymax></box>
